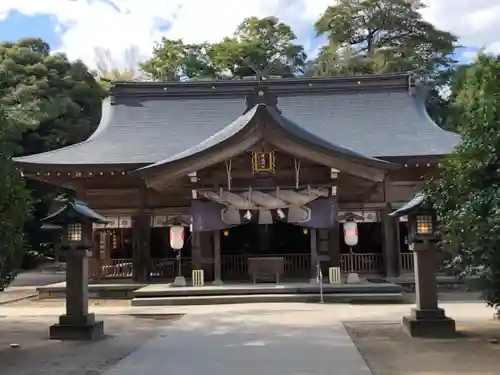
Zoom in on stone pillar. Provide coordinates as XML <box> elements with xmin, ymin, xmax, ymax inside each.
<box><xmin>309</xmin><ymin>229</ymin><xmax>319</xmax><ymax>283</ymax></box>
<box><xmin>65</xmin><ymin>248</ymin><xmax>89</xmax><ymax>316</ymax></box>
<box><xmin>132</xmin><ymin>213</ymin><xmax>152</xmax><ymax>282</ymax></box>
<box><xmin>402</xmin><ymin>242</ymin><xmax>456</xmax><ymax>338</ymax></box>
<box><xmin>212</xmin><ymin>230</ymin><xmax>223</xmax><ymax>285</ymax></box>
<box><xmin>382</xmin><ymin>204</ymin><xmax>401</xmax><ymax>277</ymax></box>
<box><xmin>49</xmin><ymin>224</ymin><xmax>104</xmax><ymax>340</ymax></box>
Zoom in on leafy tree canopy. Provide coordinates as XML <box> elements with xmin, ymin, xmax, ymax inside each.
<box><xmin>426</xmin><ymin>53</ymin><xmax>500</xmax><ymax>312</ymax></box>
<box><xmin>0</xmin><ymin>109</ymin><xmax>31</xmax><ymax>289</ymax></box>
<box><xmin>312</xmin><ymin>0</ymin><xmax>457</xmax><ymax>78</ymax></box>
<box><xmin>141</xmin><ymin>16</ymin><xmax>307</xmax><ymax>80</ymax></box>
<box><xmin>310</xmin><ymin>0</ymin><xmax>458</xmax><ymax>127</ymax></box>
<box><xmin>0</xmin><ymin>37</ymin><xmax>106</xmax><ymax>155</ymax></box>
<box><xmin>0</xmin><ymin>37</ymin><xmax>106</xmax><ymax>261</ymax></box>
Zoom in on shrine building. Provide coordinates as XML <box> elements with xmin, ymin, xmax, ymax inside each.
<box><xmin>14</xmin><ymin>73</ymin><xmax>458</xmax><ymax>283</ymax></box>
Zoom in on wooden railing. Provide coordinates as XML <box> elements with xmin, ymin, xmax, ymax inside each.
<box><xmin>90</xmin><ymin>253</ymin><xmax>395</xmax><ymax>280</ymax></box>
<box><xmin>340</xmin><ymin>253</ymin><xmax>384</xmax><ymax>274</ymax></box>
<box><xmin>400</xmin><ymin>252</ymin><xmax>449</xmax><ymax>274</ymax></box>
<box><xmin>89</xmin><ymin>257</ymin><xmax>191</xmax><ymax>280</ymax></box>
<box><xmin>89</xmin><ymin>258</ymin><xmax>133</xmax><ymax>279</ymax></box>
<box><xmin>401</xmin><ymin>253</ymin><xmax>414</xmax><ymax>273</ymax></box>
<box><xmin>151</xmin><ymin>257</ymin><xmax>192</xmax><ymax>279</ymax></box>
<box><xmin>221</xmin><ymin>253</ymin><xmax>311</xmax><ymax>280</ymax></box>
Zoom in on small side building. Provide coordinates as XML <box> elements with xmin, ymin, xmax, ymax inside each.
<box><xmin>14</xmin><ymin>73</ymin><xmax>458</xmax><ymax>282</ymax></box>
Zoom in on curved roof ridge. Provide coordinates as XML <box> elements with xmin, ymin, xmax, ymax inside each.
<box><xmin>111</xmin><ymin>72</ymin><xmax>412</xmax><ymax>86</ymax></box>
<box><xmin>111</xmin><ymin>72</ymin><xmax>414</xmax><ymax>99</ymax></box>
<box><xmin>412</xmin><ymin>87</ymin><xmax>459</xmax><ymax>138</ymax></box>
<box><xmin>14</xmin><ymin>98</ymin><xmax>114</xmax><ymax>164</ymax></box>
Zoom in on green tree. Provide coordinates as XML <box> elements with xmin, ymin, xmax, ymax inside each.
<box><xmin>141</xmin><ymin>16</ymin><xmax>307</xmax><ymax>80</ymax></box>
<box><xmin>312</xmin><ymin>0</ymin><xmax>457</xmax><ymax>77</ymax></box>
<box><xmin>0</xmin><ymin>38</ymin><xmax>106</xmax><ymax>262</ymax></box>
<box><xmin>0</xmin><ymin>38</ymin><xmax>106</xmax><ymax>155</ymax></box>
<box><xmin>140</xmin><ymin>39</ymin><xmax>215</xmax><ymax>81</ymax></box>
<box><xmin>0</xmin><ymin>109</ymin><xmax>31</xmax><ymax>289</ymax></box>
<box><xmin>210</xmin><ymin>16</ymin><xmax>307</xmax><ymax>77</ymax></box>
<box><xmin>310</xmin><ymin>0</ymin><xmax>458</xmax><ymax>127</ymax></box>
<box><xmin>426</xmin><ymin>53</ymin><xmax>500</xmax><ymax>313</ymax></box>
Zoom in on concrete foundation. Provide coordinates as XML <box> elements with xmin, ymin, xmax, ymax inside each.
<box><xmin>49</xmin><ymin>313</ymin><xmax>104</xmax><ymax>341</ymax></box>
<box><xmin>172</xmin><ymin>276</ymin><xmax>187</xmax><ymax>287</ymax></box>
<box><xmin>402</xmin><ymin>308</ymin><xmax>456</xmax><ymax>338</ymax></box>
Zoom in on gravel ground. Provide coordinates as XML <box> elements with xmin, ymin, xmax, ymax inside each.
<box><xmin>0</xmin><ymin>314</ymin><xmax>181</xmax><ymax>375</ymax></box>
<box><xmin>345</xmin><ymin>321</ymin><xmax>500</xmax><ymax>375</ymax></box>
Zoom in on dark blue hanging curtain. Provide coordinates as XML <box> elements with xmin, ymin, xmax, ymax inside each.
<box><xmin>191</xmin><ymin>197</ymin><xmax>337</xmax><ymax>231</ymax></box>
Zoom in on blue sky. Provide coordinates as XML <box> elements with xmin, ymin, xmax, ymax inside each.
<box><xmin>0</xmin><ymin>11</ymin><xmax>62</xmax><ymax>48</ymax></box>
<box><xmin>0</xmin><ymin>1</ymin><xmax>497</xmax><ymax>69</ymax></box>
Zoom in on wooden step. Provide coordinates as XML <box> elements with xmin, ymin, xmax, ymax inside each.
<box><xmin>131</xmin><ymin>292</ymin><xmax>405</xmax><ymax>306</ymax></box>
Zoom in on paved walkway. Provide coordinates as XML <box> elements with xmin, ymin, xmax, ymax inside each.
<box><xmin>102</xmin><ymin>311</ymin><xmax>372</xmax><ymax>375</ymax></box>
<box><xmin>0</xmin><ymin>268</ymin><xmax>66</xmax><ymax>305</ymax></box>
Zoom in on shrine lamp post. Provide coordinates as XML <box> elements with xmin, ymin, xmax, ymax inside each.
<box><xmin>42</xmin><ymin>196</ymin><xmax>111</xmax><ymax>341</ymax></box>
<box><xmin>390</xmin><ymin>192</ymin><xmax>456</xmax><ymax>338</ymax></box>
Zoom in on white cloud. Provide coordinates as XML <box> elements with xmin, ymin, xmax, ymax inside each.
<box><xmin>2</xmin><ymin>0</ymin><xmax>500</xmax><ymax>69</ymax></box>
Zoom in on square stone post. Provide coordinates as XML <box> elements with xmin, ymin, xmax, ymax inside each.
<box><xmin>402</xmin><ymin>241</ymin><xmax>456</xmax><ymax>338</ymax></box>
<box><xmin>49</xmin><ymin>226</ymin><xmax>104</xmax><ymax>340</ymax></box>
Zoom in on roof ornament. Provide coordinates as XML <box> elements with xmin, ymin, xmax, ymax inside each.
<box><xmin>408</xmin><ymin>71</ymin><xmax>423</xmax><ymax>96</ymax></box>
<box><xmin>243</xmin><ymin>58</ymin><xmax>270</xmax><ymax>83</ymax></box>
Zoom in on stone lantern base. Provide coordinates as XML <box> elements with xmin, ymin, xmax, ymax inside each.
<box><xmin>402</xmin><ymin>308</ymin><xmax>456</xmax><ymax>338</ymax></box>
<box><xmin>49</xmin><ymin>313</ymin><xmax>104</xmax><ymax>341</ymax></box>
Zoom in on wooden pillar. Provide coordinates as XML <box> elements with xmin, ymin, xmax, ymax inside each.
<box><xmin>213</xmin><ymin>230</ymin><xmax>223</xmax><ymax>285</ymax></box>
<box><xmin>328</xmin><ymin>222</ymin><xmax>341</xmax><ymax>268</ymax></box>
<box><xmin>131</xmin><ymin>213</ymin><xmax>152</xmax><ymax>282</ymax></box>
<box><xmin>382</xmin><ymin>204</ymin><xmax>401</xmax><ymax>277</ymax></box>
<box><xmin>310</xmin><ymin>229</ymin><xmax>318</xmax><ymax>282</ymax></box>
<box><xmin>200</xmin><ymin>231</ymin><xmax>214</xmax><ymax>281</ymax></box>
<box><xmin>191</xmin><ymin>231</ymin><xmax>202</xmax><ymax>270</ymax></box>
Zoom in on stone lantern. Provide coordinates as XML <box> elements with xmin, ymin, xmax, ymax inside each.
<box><xmin>42</xmin><ymin>195</ymin><xmax>111</xmax><ymax>340</ymax></box>
<box><xmin>390</xmin><ymin>192</ymin><xmax>456</xmax><ymax>338</ymax></box>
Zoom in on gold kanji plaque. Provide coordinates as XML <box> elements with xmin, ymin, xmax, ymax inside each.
<box><xmin>251</xmin><ymin>151</ymin><xmax>275</xmax><ymax>174</ymax></box>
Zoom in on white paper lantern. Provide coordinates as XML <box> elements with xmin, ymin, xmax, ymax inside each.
<box><xmin>343</xmin><ymin>221</ymin><xmax>358</xmax><ymax>247</ymax></box>
<box><xmin>170</xmin><ymin>225</ymin><xmax>185</xmax><ymax>250</ymax></box>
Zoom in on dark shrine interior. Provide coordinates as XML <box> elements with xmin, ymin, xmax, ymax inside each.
<box><xmin>220</xmin><ymin>221</ymin><xmax>310</xmax><ymax>255</ymax></box>
<box><xmin>106</xmin><ymin>221</ymin><xmax>405</xmax><ymax>259</ymax></box>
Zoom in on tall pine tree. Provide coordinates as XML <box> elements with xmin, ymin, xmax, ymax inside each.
<box><xmin>427</xmin><ymin>53</ymin><xmax>500</xmax><ymax>313</ymax></box>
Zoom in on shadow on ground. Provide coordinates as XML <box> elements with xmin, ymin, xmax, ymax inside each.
<box><xmin>0</xmin><ymin>315</ymin><xmax>181</xmax><ymax>375</ymax></box>
<box><xmin>345</xmin><ymin>320</ymin><xmax>500</xmax><ymax>375</ymax></box>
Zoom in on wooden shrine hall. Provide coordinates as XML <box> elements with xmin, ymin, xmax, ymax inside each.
<box><xmin>14</xmin><ymin>73</ymin><xmax>459</xmax><ymax>283</ymax></box>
